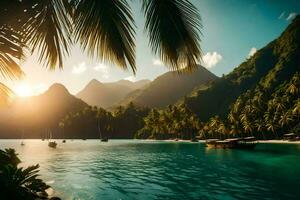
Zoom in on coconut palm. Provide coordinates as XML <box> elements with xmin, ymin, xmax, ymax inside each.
<box><xmin>266</xmin><ymin>120</ymin><xmax>278</xmax><ymax>138</ymax></box>
<box><xmin>293</xmin><ymin>100</ymin><xmax>300</xmax><ymax>116</ymax></box>
<box><xmin>255</xmin><ymin>119</ymin><xmax>265</xmax><ymax>139</ymax></box>
<box><xmin>0</xmin><ymin>0</ymin><xmax>202</xmax><ymax>104</ymax></box>
<box><xmin>279</xmin><ymin>111</ymin><xmax>293</xmax><ymax>128</ymax></box>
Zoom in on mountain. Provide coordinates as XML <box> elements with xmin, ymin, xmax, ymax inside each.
<box><xmin>116</xmin><ymin>66</ymin><xmax>218</xmax><ymax>108</ymax></box>
<box><xmin>76</xmin><ymin>79</ymin><xmax>150</xmax><ymax>108</ymax></box>
<box><xmin>0</xmin><ymin>83</ymin><xmax>88</xmax><ymax>138</ymax></box>
<box><xmin>184</xmin><ymin>15</ymin><xmax>300</xmax><ymax>121</ymax></box>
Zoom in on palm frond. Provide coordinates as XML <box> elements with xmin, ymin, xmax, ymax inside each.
<box><xmin>0</xmin><ymin>26</ymin><xmax>24</xmax><ymax>79</ymax></box>
<box><xmin>142</xmin><ymin>0</ymin><xmax>202</xmax><ymax>71</ymax></box>
<box><xmin>24</xmin><ymin>0</ymin><xmax>72</xmax><ymax>70</ymax></box>
<box><xmin>73</xmin><ymin>0</ymin><xmax>136</xmax><ymax>73</ymax></box>
<box><xmin>0</xmin><ymin>82</ymin><xmax>14</xmax><ymax>106</ymax></box>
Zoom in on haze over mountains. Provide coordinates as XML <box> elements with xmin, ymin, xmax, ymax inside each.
<box><xmin>0</xmin><ymin>67</ymin><xmax>218</xmax><ymax>138</ymax></box>
<box><xmin>76</xmin><ymin>79</ymin><xmax>150</xmax><ymax>108</ymax></box>
<box><xmin>0</xmin><ymin>84</ymin><xmax>87</xmax><ymax>138</ymax></box>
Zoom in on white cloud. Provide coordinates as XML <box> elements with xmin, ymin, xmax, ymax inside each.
<box><xmin>93</xmin><ymin>63</ymin><xmax>110</xmax><ymax>79</ymax></box>
<box><xmin>286</xmin><ymin>12</ymin><xmax>297</xmax><ymax>21</ymax></box>
<box><xmin>124</xmin><ymin>76</ymin><xmax>136</xmax><ymax>82</ymax></box>
<box><xmin>72</xmin><ymin>62</ymin><xmax>87</xmax><ymax>74</ymax></box>
<box><xmin>278</xmin><ymin>12</ymin><xmax>285</xmax><ymax>19</ymax></box>
<box><xmin>202</xmin><ymin>52</ymin><xmax>222</xmax><ymax>68</ymax></box>
<box><xmin>152</xmin><ymin>58</ymin><xmax>163</xmax><ymax>66</ymax></box>
<box><xmin>248</xmin><ymin>47</ymin><xmax>257</xmax><ymax>58</ymax></box>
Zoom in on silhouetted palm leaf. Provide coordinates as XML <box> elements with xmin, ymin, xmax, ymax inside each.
<box><xmin>142</xmin><ymin>0</ymin><xmax>202</xmax><ymax>71</ymax></box>
<box><xmin>73</xmin><ymin>0</ymin><xmax>136</xmax><ymax>73</ymax></box>
<box><xmin>0</xmin><ymin>148</ymin><xmax>21</xmax><ymax>166</ymax></box>
<box><xmin>0</xmin><ymin>149</ymin><xmax>50</xmax><ymax>199</ymax></box>
<box><xmin>24</xmin><ymin>0</ymin><xmax>72</xmax><ymax>69</ymax></box>
<box><xmin>0</xmin><ymin>26</ymin><xmax>24</xmax><ymax>79</ymax></box>
<box><xmin>0</xmin><ymin>82</ymin><xmax>14</xmax><ymax>106</ymax></box>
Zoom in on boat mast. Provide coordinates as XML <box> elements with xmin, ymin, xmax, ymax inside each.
<box><xmin>98</xmin><ymin>118</ymin><xmax>102</xmax><ymax>139</ymax></box>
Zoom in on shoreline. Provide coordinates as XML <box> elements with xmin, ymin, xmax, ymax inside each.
<box><xmin>1</xmin><ymin>139</ymin><xmax>300</xmax><ymax>144</ymax></box>
<box><xmin>146</xmin><ymin>139</ymin><xmax>300</xmax><ymax>144</ymax></box>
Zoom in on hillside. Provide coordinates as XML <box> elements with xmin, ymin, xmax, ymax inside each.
<box><xmin>116</xmin><ymin>66</ymin><xmax>218</xmax><ymax>108</ymax></box>
<box><xmin>0</xmin><ymin>83</ymin><xmax>88</xmax><ymax>138</ymax></box>
<box><xmin>184</xmin><ymin>15</ymin><xmax>300</xmax><ymax>121</ymax></box>
<box><xmin>76</xmin><ymin>79</ymin><xmax>150</xmax><ymax>108</ymax></box>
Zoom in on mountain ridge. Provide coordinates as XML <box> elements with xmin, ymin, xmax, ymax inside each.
<box><xmin>184</xmin><ymin>15</ymin><xmax>300</xmax><ymax>121</ymax></box>
<box><xmin>115</xmin><ymin>65</ymin><xmax>218</xmax><ymax>108</ymax></box>
<box><xmin>76</xmin><ymin>79</ymin><xmax>151</xmax><ymax>108</ymax></box>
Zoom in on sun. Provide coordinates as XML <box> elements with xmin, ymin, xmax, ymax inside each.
<box><xmin>14</xmin><ymin>84</ymin><xmax>34</xmax><ymax>97</ymax></box>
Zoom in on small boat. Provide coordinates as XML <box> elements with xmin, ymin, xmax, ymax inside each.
<box><xmin>190</xmin><ymin>138</ymin><xmax>199</xmax><ymax>142</ymax></box>
<box><xmin>236</xmin><ymin>137</ymin><xmax>257</xmax><ymax>149</ymax></box>
<box><xmin>62</xmin><ymin>139</ymin><xmax>66</xmax><ymax>143</ymax></box>
<box><xmin>174</xmin><ymin>138</ymin><xmax>179</xmax><ymax>141</ymax></box>
<box><xmin>205</xmin><ymin>139</ymin><xmax>221</xmax><ymax>148</ymax></box>
<box><xmin>206</xmin><ymin>137</ymin><xmax>257</xmax><ymax>149</ymax></box>
<box><xmin>20</xmin><ymin>130</ymin><xmax>25</xmax><ymax>146</ymax></box>
<box><xmin>48</xmin><ymin>129</ymin><xmax>57</xmax><ymax>148</ymax></box>
<box><xmin>98</xmin><ymin>118</ymin><xmax>109</xmax><ymax>142</ymax></box>
<box><xmin>48</xmin><ymin>141</ymin><xmax>57</xmax><ymax>148</ymax></box>
<box><xmin>283</xmin><ymin>133</ymin><xmax>299</xmax><ymax>141</ymax></box>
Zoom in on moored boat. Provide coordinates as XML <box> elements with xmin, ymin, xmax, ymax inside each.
<box><xmin>47</xmin><ymin>129</ymin><xmax>57</xmax><ymax>148</ymax></box>
<box><xmin>101</xmin><ymin>137</ymin><xmax>108</xmax><ymax>142</ymax></box>
<box><xmin>205</xmin><ymin>139</ymin><xmax>221</xmax><ymax>148</ymax></box>
<box><xmin>48</xmin><ymin>141</ymin><xmax>57</xmax><ymax>148</ymax></box>
<box><xmin>98</xmin><ymin>118</ymin><xmax>109</xmax><ymax>142</ymax></box>
<box><xmin>206</xmin><ymin>137</ymin><xmax>257</xmax><ymax>149</ymax></box>
<box><xmin>235</xmin><ymin>137</ymin><xmax>257</xmax><ymax>149</ymax></box>
<box><xmin>283</xmin><ymin>133</ymin><xmax>299</xmax><ymax>141</ymax></box>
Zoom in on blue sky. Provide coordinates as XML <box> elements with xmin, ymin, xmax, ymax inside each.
<box><xmin>6</xmin><ymin>0</ymin><xmax>300</xmax><ymax>96</ymax></box>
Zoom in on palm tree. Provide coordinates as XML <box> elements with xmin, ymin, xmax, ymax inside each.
<box><xmin>0</xmin><ymin>0</ymin><xmax>202</xmax><ymax>104</ymax></box>
<box><xmin>266</xmin><ymin>120</ymin><xmax>279</xmax><ymax>139</ymax></box>
<box><xmin>0</xmin><ymin>148</ymin><xmax>52</xmax><ymax>199</ymax></box>
<box><xmin>255</xmin><ymin>119</ymin><xmax>265</xmax><ymax>139</ymax></box>
<box><xmin>279</xmin><ymin>111</ymin><xmax>293</xmax><ymax>129</ymax></box>
<box><xmin>293</xmin><ymin>100</ymin><xmax>300</xmax><ymax>116</ymax></box>
<box><xmin>0</xmin><ymin>148</ymin><xmax>21</xmax><ymax>167</ymax></box>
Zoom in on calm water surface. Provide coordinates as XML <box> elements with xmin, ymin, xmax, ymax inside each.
<box><xmin>1</xmin><ymin>140</ymin><xmax>300</xmax><ymax>200</ymax></box>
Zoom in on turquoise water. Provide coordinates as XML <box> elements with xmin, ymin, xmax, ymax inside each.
<box><xmin>1</xmin><ymin>140</ymin><xmax>300</xmax><ymax>200</ymax></box>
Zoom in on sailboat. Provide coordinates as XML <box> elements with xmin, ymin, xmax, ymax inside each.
<box><xmin>20</xmin><ymin>130</ymin><xmax>25</xmax><ymax>146</ymax></box>
<box><xmin>62</xmin><ymin>126</ymin><xmax>66</xmax><ymax>143</ymax></box>
<box><xmin>48</xmin><ymin>129</ymin><xmax>57</xmax><ymax>148</ymax></box>
<box><xmin>98</xmin><ymin>118</ymin><xmax>108</xmax><ymax>142</ymax></box>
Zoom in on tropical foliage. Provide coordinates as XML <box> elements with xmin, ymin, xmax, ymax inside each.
<box><xmin>0</xmin><ymin>148</ymin><xmax>57</xmax><ymax>200</ymax></box>
<box><xmin>184</xmin><ymin>15</ymin><xmax>300</xmax><ymax>121</ymax></box>
<box><xmin>136</xmin><ymin>105</ymin><xmax>201</xmax><ymax>139</ymax></box>
<box><xmin>136</xmin><ymin>73</ymin><xmax>300</xmax><ymax>140</ymax></box>
<box><xmin>59</xmin><ymin>103</ymin><xmax>149</xmax><ymax>139</ymax></box>
<box><xmin>0</xmin><ymin>0</ymin><xmax>202</xmax><ymax>104</ymax></box>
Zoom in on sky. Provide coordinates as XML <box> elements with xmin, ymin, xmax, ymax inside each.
<box><xmin>4</xmin><ymin>0</ymin><xmax>300</xmax><ymax>96</ymax></box>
